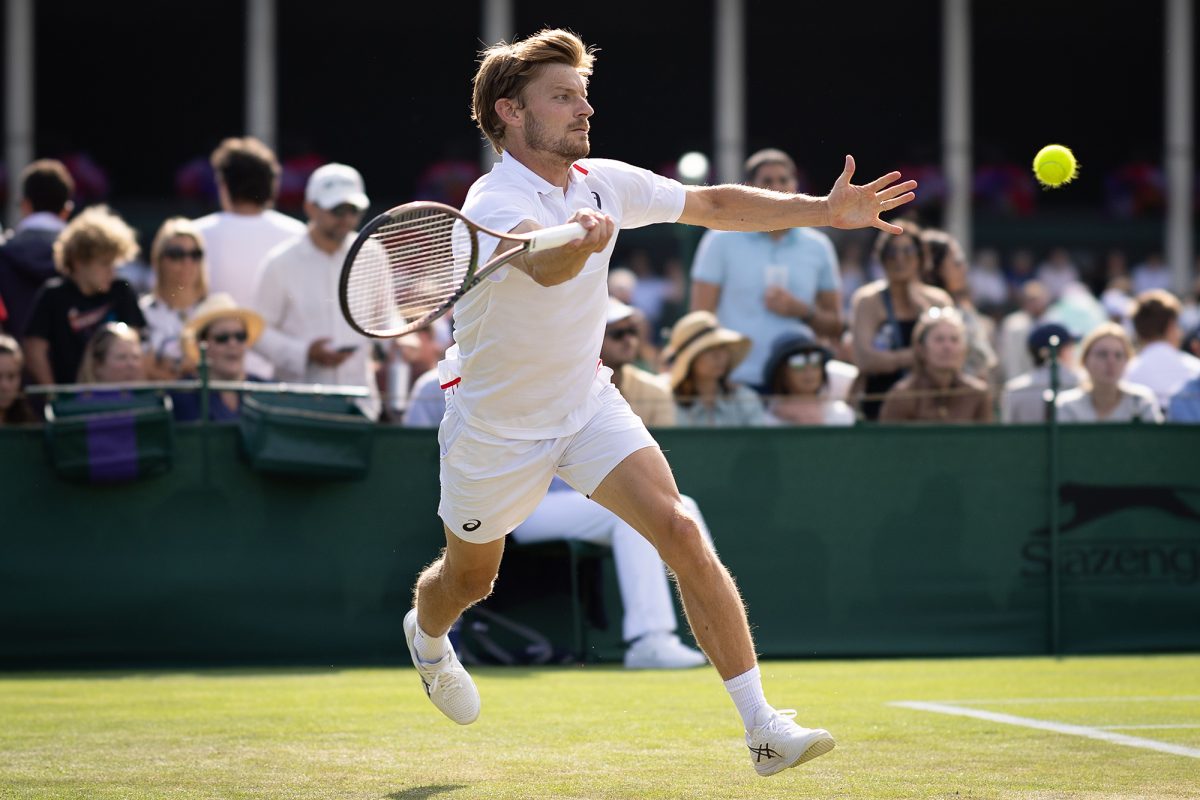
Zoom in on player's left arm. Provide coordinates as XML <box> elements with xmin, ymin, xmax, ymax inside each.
<box><xmin>679</xmin><ymin>155</ymin><xmax>916</xmax><ymax>234</ymax></box>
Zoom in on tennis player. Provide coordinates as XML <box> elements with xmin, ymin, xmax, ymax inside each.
<box><xmin>404</xmin><ymin>28</ymin><xmax>916</xmax><ymax>777</ymax></box>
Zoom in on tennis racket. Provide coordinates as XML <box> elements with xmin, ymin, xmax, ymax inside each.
<box><xmin>338</xmin><ymin>201</ymin><xmax>585</xmax><ymax>338</ymax></box>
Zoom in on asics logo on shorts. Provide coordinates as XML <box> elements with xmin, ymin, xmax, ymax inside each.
<box><xmin>463</xmin><ymin>519</ymin><xmax>482</xmax><ymax>532</ymax></box>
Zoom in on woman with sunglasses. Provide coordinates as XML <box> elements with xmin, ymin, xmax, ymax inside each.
<box><xmin>761</xmin><ymin>331</ymin><xmax>855</xmax><ymax>426</ymax></box>
<box><xmin>849</xmin><ymin>220</ymin><xmax>952</xmax><ymax>420</ymax></box>
<box><xmin>140</xmin><ymin>218</ymin><xmax>210</xmax><ymax>380</ymax></box>
<box><xmin>173</xmin><ymin>293</ymin><xmax>265</xmax><ymax>421</ymax></box>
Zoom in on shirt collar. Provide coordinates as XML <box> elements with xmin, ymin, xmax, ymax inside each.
<box><xmin>16</xmin><ymin>211</ymin><xmax>67</xmax><ymax>233</ymax></box>
<box><xmin>498</xmin><ymin>151</ymin><xmax>585</xmax><ymax>196</ymax></box>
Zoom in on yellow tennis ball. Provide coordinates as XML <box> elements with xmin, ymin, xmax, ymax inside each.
<box><xmin>1033</xmin><ymin>144</ymin><xmax>1078</xmax><ymax>188</ymax></box>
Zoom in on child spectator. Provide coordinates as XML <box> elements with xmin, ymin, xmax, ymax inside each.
<box><xmin>23</xmin><ymin>206</ymin><xmax>145</xmax><ymax>385</ymax></box>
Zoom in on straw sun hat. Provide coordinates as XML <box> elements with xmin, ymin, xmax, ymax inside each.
<box><xmin>182</xmin><ymin>293</ymin><xmax>265</xmax><ymax>363</ymax></box>
<box><xmin>662</xmin><ymin>310</ymin><xmax>751</xmax><ymax>389</ymax></box>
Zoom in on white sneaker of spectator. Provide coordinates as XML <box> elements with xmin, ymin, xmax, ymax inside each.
<box><xmin>623</xmin><ymin>632</ymin><xmax>707</xmax><ymax>669</ymax></box>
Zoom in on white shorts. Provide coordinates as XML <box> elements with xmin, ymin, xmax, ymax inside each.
<box><xmin>437</xmin><ymin>381</ymin><xmax>658</xmax><ymax>544</ymax></box>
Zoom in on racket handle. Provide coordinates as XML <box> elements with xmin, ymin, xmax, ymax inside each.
<box><xmin>527</xmin><ymin>222</ymin><xmax>586</xmax><ymax>253</ymax></box>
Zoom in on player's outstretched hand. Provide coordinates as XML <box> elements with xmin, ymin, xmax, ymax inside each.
<box><xmin>826</xmin><ymin>155</ymin><xmax>917</xmax><ymax>234</ymax></box>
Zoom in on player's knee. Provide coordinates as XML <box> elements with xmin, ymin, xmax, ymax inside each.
<box><xmin>655</xmin><ymin>507</ymin><xmax>710</xmax><ymax>573</ymax></box>
<box><xmin>450</xmin><ymin>565</ymin><xmax>498</xmax><ymax>604</ymax></box>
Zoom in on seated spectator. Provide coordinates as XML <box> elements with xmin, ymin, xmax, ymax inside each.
<box><xmin>403</xmin><ymin>314</ymin><xmax>709</xmax><ymax>670</ymax></box>
<box><xmin>761</xmin><ymin>331</ymin><xmax>855</xmax><ymax>426</ymax></box>
<box><xmin>141</xmin><ymin>218</ymin><xmax>210</xmax><ymax>380</ymax></box>
<box><xmin>23</xmin><ymin>205</ymin><xmax>145</xmax><ymax>385</ymax></box>
<box><xmin>1124</xmin><ymin>289</ymin><xmax>1200</xmax><ymax>410</ymax></box>
<box><xmin>603</xmin><ymin>298</ymin><xmax>675</xmax><ymax>426</ymax></box>
<box><xmin>921</xmin><ymin>228</ymin><xmax>998</xmax><ymax>382</ymax></box>
<box><xmin>1035</xmin><ymin>247</ymin><xmax>1080</xmax><ymax>301</ymax></box>
<box><xmin>0</xmin><ymin>334</ymin><xmax>36</xmax><ymax>424</ymax></box>
<box><xmin>0</xmin><ymin>159</ymin><xmax>74</xmax><ymax>337</ymax></box>
<box><xmin>1001</xmin><ymin>323</ymin><xmax>1081</xmax><ymax>423</ymax></box>
<box><xmin>849</xmin><ymin>221</ymin><xmax>953</xmax><ymax>419</ymax></box>
<box><xmin>173</xmin><ymin>293</ymin><xmax>266</xmax><ymax>421</ymax></box>
<box><xmin>1056</xmin><ymin>323</ymin><xmax>1162</xmax><ymax>423</ymax></box>
<box><xmin>76</xmin><ymin>322</ymin><xmax>145</xmax><ymax>384</ymax></box>
<box><xmin>663</xmin><ymin>310</ymin><xmax>766</xmax><ymax>427</ymax></box>
<box><xmin>967</xmin><ymin>248</ymin><xmax>1009</xmax><ymax>317</ymax></box>
<box><xmin>998</xmin><ymin>279</ymin><xmax>1050</xmax><ymax>382</ymax></box>
<box><xmin>511</xmin><ymin>477</ymin><xmax>709</xmax><ymax>669</ymax></box>
<box><xmin>879</xmin><ymin>306</ymin><xmax>992</xmax><ymax>423</ymax></box>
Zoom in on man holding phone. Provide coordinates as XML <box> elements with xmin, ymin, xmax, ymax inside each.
<box><xmin>253</xmin><ymin>163</ymin><xmax>382</xmax><ymax>419</ymax></box>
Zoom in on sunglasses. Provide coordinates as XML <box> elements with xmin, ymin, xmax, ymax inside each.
<box><xmin>163</xmin><ymin>247</ymin><xmax>204</xmax><ymax>261</ymax></box>
<box><xmin>787</xmin><ymin>351</ymin><xmax>824</xmax><ymax>368</ymax></box>
<box><xmin>209</xmin><ymin>331</ymin><xmax>248</xmax><ymax>345</ymax></box>
<box><xmin>606</xmin><ymin>326</ymin><xmax>639</xmax><ymax>341</ymax></box>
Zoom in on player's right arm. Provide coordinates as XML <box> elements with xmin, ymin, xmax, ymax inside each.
<box><xmin>504</xmin><ymin>209</ymin><xmax>614</xmax><ymax>287</ymax></box>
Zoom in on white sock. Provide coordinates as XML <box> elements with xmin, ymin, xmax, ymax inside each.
<box><xmin>413</xmin><ymin>621</ymin><xmax>450</xmax><ymax>663</ymax></box>
<box><xmin>724</xmin><ymin>665</ymin><xmax>771</xmax><ymax>730</ymax></box>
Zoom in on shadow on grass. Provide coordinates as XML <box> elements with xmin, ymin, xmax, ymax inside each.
<box><xmin>386</xmin><ymin>785</ymin><xmax>469</xmax><ymax>799</ymax></box>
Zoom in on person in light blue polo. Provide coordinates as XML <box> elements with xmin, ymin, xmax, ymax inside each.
<box><xmin>689</xmin><ymin>148</ymin><xmax>843</xmax><ymax>391</ymax></box>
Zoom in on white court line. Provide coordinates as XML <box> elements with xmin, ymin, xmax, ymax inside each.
<box><xmin>944</xmin><ymin>696</ymin><xmax>1200</xmax><ymax>705</ymax></box>
<box><xmin>891</xmin><ymin>701</ymin><xmax>1200</xmax><ymax>759</ymax></box>
<box><xmin>1100</xmin><ymin>724</ymin><xmax>1200</xmax><ymax>730</ymax></box>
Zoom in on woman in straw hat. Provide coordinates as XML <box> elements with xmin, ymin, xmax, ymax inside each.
<box><xmin>173</xmin><ymin>293</ymin><xmax>265</xmax><ymax>421</ymax></box>
<box><xmin>664</xmin><ymin>310</ymin><xmax>767</xmax><ymax>426</ymax></box>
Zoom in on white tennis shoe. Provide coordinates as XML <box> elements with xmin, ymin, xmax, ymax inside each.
<box><xmin>623</xmin><ymin>633</ymin><xmax>707</xmax><ymax>669</ymax></box>
<box><xmin>403</xmin><ymin>608</ymin><xmax>480</xmax><ymax>725</ymax></box>
<box><xmin>746</xmin><ymin>708</ymin><xmax>835</xmax><ymax>777</ymax></box>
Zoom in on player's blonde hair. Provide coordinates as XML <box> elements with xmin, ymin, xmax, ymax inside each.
<box><xmin>472</xmin><ymin>28</ymin><xmax>597</xmax><ymax>155</ymax></box>
<box><xmin>52</xmin><ymin>205</ymin><xmax>140</xmax><ymax>275</ymax></box>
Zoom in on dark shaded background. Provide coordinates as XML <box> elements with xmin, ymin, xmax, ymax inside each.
<box><xmin>5</xmin><ymin>0</ymin><xmax>1193</xmax><ymax>262</ymax></box>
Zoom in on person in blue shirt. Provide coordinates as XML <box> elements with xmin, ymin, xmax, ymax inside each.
<box><xmin>689</xmin><ymin>148</ymin><xmax>843</xmax><ymax>390</ymax></box>
<box><xmin>1168</xmin><ymin>375</ymin><xmax>1200</xmax><ymax>422</ymax></box>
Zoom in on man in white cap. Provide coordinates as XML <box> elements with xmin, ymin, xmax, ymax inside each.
<box><xmin>252</xmin><ymin>163</ymin><xmax>383</xmax><ymax>419</ymax></box>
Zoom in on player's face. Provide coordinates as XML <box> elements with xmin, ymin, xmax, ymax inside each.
<box><xmin>0</xmin><ymin>353</ymin><xmax>20</xmax><ymax>411</ymax></box>
<box><xmin>1083</xmin><ymin>335</ymin><xmax>1128</xmax><ymax>388</ymax></box>
<box><xmin>95</xmin><ymin>338</ymin><xmax>144</xmax><ymax>384</ymax></box>
<box><xmin>920</xmin><ymin>320</ymin><xmax>965</xmax><ymax>372</ymax></box>
<box><xmin>520</xmin><ymin>63</ymin><xmax>593</xmax><ymax>161</ymax></box>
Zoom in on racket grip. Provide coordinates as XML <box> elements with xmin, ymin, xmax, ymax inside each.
<box><xmin>527</xmin><ymin>222</ymin><xmax>587</xmax><ymax>253</ymax></box>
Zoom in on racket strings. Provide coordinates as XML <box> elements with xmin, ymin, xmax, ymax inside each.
<box><xmin>343</xmin><ymin>210</ymin><xmax>474</xmax><ymax>335</ymax></box>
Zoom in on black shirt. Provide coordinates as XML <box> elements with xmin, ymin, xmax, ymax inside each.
<box><xmin>25</xmin><ymin>277</ymin><xmax>146</xmax><ymax>384</ymax></box>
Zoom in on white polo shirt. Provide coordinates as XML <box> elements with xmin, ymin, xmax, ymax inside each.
<box><xmin>445</xmin><ymin>153</ymin><xmax>685</xmax><ymax>439</ymax></box>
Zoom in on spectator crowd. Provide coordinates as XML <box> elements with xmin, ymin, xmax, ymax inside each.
<box><xmin>2</xmin><ymin>142</ymin><xmax>1199</xmax><ymax>429</ymax></box>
